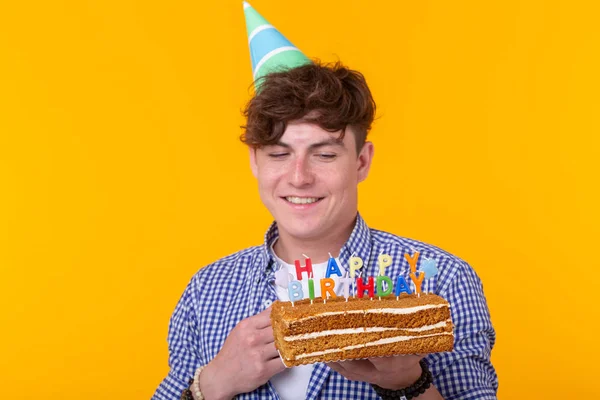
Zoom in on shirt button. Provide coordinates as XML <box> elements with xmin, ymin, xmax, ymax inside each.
<box><xmin>263</xmin><ymin>299</ymin><xmax>273</xmax><ymax>308</ymax></box>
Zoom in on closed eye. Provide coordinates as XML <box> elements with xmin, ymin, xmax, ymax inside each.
<box><xmin>316</xmin><ymin>153</ymin><xmax>337</xmax><ymax>160</ymax></box>
<box><xmin>268</xmin><ymin>152</ymin><xmax>289</xmax><ymax>159</ymax></box>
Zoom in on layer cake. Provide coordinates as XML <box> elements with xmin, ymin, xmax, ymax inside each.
<box><xmin>271</xmin><ymin>293</ymin><xmax>454</xmax><ymax>367</ymax></box>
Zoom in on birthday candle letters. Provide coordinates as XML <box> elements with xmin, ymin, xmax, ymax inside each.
<box><xmin>287</xmin><ymin>251</ymin><xmax>438</xmax><ymax>304</ymax></box>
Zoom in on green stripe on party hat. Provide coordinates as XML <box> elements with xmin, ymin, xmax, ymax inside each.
<box><xmin>243</xmin><ymin>1</ymin><xmax>270</xmax><ymax>37</ymax></box>
<box><xmin>243</xmin><ymin>2</ymin><xmax>311</xmax><ymax>88</ymax></box>
<box><xmin>253</xmin><ymin>48</ymin><xmax>308</xmax><ymax>81</ymax></box>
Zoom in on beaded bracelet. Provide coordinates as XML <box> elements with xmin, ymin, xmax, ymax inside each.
<box><xmin>180</xmin><ymin>366</ymin><xmax>205</xmax><ymax>400</ymax></box>
<box><xmin>371</xmin><ymin>359</ymin><xmax>433</xmax><ymax>400</ymax></box>
<box><xmin>180</xmin><ymin>379</ymin><xmax>194</xmax><ymax>400</ymax></box>
<box><xmin>192</xmin><ymin>366</ymin><xmax>206</xmax><ymax>400</ymax></box>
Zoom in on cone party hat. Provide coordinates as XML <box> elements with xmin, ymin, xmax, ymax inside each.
<box><xmin>243</xmin><ymin>2</ymin><xmax>311</xmax><ymax>88</ymax></box>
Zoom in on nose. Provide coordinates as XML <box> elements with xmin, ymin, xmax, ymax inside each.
<box><xmin>289</xmin><ymin>156</ymin><xmax>314</xmax><ymax>187</ymax></box>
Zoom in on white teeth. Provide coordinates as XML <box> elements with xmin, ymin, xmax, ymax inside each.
<box><xmin>285</xmin><ymin>197</ymin><xmax>321</xmax><ymax>204</ymax></box>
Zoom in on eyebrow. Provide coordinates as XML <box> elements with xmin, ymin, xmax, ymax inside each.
<box><xmin>275</xmin><ymin>138</ymin><xmax>345</xmax><ymax>150</ymax></box>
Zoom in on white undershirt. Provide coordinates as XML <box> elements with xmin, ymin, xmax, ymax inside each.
<box><xmin>269</xmin><ymin>244</ymin><xmax>346</xmax><ymax>400</ymax></box>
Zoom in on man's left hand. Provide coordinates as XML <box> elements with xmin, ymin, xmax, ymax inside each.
<box><xmin>327</xmin><ymin>354</ymin><xmax>423</xmax><ymax>389</ymax></box>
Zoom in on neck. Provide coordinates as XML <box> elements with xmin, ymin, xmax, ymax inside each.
<box><xmin>273</xmin><ymin>215</ymin><xmax>357</xmax><ymax>264</ymax></box>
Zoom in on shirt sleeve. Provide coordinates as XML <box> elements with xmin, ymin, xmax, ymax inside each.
<box><xmin>153</xmin><ymin>280</ymin><xmax>202</xmax><ymax>400</ymax></box>
<box><xmin>426</xmin><ymin>261</ymin><xmax>499</xmax><ymax>400</ymax></box>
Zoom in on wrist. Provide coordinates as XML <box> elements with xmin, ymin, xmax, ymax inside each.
<box><xmin>371</xmin><ymin>359</ymin><xmax>433</xmax><ymax>400</ymax></box>
<box><xmin>198</xmin><ymin>361</ymin><xmax>233</xmax><ymax>400</ymax></box>
<box><xmin>383</xmin><ymin>361</ymin><xmax>423</xmax><ymax>390</ymax></box>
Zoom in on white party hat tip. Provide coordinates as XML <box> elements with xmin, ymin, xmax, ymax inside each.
<box><xmin>243</xmin><ymin>1</ymin><xmax>252</xmax><ymax>9</ymax></box>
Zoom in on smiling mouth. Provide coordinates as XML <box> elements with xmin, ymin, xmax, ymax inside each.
<box><xmin>284</xmin><ymin>196</ymin><xmax>324</xmax><ymax>205</ymax></box>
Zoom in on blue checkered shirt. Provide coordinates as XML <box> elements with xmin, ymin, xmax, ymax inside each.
<box><xmin>153</xmin><ymin>214</ymin><xmax>498</xmax><ymax>399</ymax></box>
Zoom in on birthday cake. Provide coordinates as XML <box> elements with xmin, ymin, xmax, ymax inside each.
<box><xmin>271</xmin><ymin>293</ymin><xmax>454</xmax><ymax>367</ymax></box>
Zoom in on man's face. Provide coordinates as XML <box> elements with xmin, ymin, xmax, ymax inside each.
<box><xmin>250</xmin><ymin>121</ymin><xmax>374</xmax><ymax>242</ymax></box>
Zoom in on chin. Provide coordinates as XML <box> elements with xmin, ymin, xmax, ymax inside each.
<box><xmin>278</xmin><ymin>218</ymin><xmax>326</xmax><ymax>240</ymax></box>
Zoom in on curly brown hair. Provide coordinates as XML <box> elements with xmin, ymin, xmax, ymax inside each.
<box><xmin>241</xmin><ymin>61</ymin><xmax>376</xmax><ymax>152</ymax></box>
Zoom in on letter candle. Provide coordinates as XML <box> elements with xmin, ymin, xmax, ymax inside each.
<box><xmin>377</xmin><ymin>253</ymin><xmax>393</xmax><ymax>300</ymax></box>
<box><xmin>339</xmin><ymin>271</ymin><xmax>353</xmax><ymax>301</ymax></box>
<box><xmin>349</xmin><ymin>254</ymin><xmax>363</xmax><ymax>298</ymax></box>
<box><xmin>378</xmin><ymin>253</ymin><xmax>392</xmax><ymax>276</ymax></box>
<box><xmin>404</xmin><ymin>251</ymin><xmax>420</xmax><ymax>274</ymax></box>
<box><xmin>410</xmin><ymin>271</ymin><xmax>425</xmax><ymax>296</ymax></box>
<box><xmin>376</xmin><ymin>275</ymin><xmax>393</xmax><ymax>298</ymax></box>
<box><xmin>320</xmin><ymin>278</ymin><xmax>336</xmax><ymax>303</ymax></box>
<box><xmin>356</xmin><ymin>276</ymin><xmax>375</xmax><ymax>299</ymax></box>
<box><xmin>404</xmin><ymin>251</ymin><xmax>422</xmax><ymax>295</ymax></box>
<box><xmin>325</xmin><ymin>253</ymin><xmax>343</xmax><ymax>278</ymax></box>
<box><xmin>395</xmin><ymin>276</ymin><xmax>413</xmax><ymax>300</ymax></box>
<box><xmin>308</xmin><ymin>272</ymin><xmax>315</xmax><ymax>304</ymax></box>
<box><xmin>349</xmin><ymin>254</ymin><xmax>363</xmax><ymax>278</ymax></box>
<box><xmin>288</xmin><ymin>280</ymin><xmax>303</xmax><ymax>306</ymax></box>
<box><xmin>294</xmin><ymin>255</ymin><xmax>313</xmax><ymax>281</ymax></box>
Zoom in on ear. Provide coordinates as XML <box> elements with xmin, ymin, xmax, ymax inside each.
<box><xmin>249</xmin><ymin>147</ymin><xmax>258</xmax><ymax>178</ymax></box>
<box><xmin>357</xmin><ymin>141</ymin><xmax>374</xmax><ymax>183</ymax></box>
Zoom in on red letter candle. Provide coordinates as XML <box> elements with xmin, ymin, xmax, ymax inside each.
<box><xmin>294</xmin><ymin>258</ymin><xmax>313</xmax><ymax>281</ymax></box>
<box><xmin>356</xmin><ymin>276</ymin><xmax>375</xmax><ymax>299</ymax></box>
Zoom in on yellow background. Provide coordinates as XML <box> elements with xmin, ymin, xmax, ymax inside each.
<box><xmin>1</xmin><ymin>0</ymin><xmax>598</xmax><ymax>398</ymax></box>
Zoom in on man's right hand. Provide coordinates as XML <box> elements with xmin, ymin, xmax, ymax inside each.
<box><xmin>198</xmin><ymin>307</ymin><xmax>285</xmax><ymax>400</ymax></box>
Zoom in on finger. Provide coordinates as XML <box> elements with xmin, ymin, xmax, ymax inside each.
<box><xmin>259</xmin><ymin>342</ymin><xmax>280</xmax><ymax>360</ymax></box>
<box><xmin>337</xmin><ymin>359</ymin><xmax>377</xmax><ymax>376</ymax></box>
<box><xmin>264</xmin><ymin>356</ymin><xmax>287</xmax><ymax>376</ymax></box>
<box><xmin>326</xmin><ymin>362</ymin><xmax>345</xmax><ymax>374</ymax></box>
<box><xmin>327</xmin><ymin>362</ymin><xmax>362</xmax><ymax>382</ymax></box>
<box><xmin>327</xmin><ymin>363</ymin><xmax>345</xmax><ymax>374</ymax></box>
<box><xmin>255</xmin><ymin>325</ymin><xmax>275</xmax><ymax>344</ymax></box>
<box><xmin>251</xmin><ymin>307</ymin><xmax>273</xmax><ymax>329</ymax></box>
<box><xmin>369</xmin><ymin>354</ymin><xmax>423</xmax><ymax>371</ymax></box>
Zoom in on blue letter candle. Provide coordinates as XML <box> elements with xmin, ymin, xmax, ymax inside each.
<box><xmin>288</xmin><ymin>280</ymin><xmax>304</xmax><ymax>303</ymax></box>
<box><xmin>325</xmin><ymin>256</ymin><xmax>343</xmax><ymax>278</ymax></box>
<box><xmin>394</xmin><ymin>276</ymin><xmax>413</xmax><ymax>296</ymax></box>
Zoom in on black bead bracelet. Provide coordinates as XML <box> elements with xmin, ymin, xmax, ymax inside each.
<box><xmin>371</xmin><ymin>359</ymin><xmax>433</xmax><ymax>400</ymax></box>
<box><xmin>180</xmin><ymin>378</ymin><xmax>195</xmax><ymax>400</ymax></box>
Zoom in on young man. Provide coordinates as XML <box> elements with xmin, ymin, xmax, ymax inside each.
<box><xmin>152</xmin><ymin>61</ymin><xmax>498</xmax><ymax>400</ymax></box>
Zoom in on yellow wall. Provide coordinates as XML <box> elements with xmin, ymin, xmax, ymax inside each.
<box><xmin>1</xmin><ymin>0</ymin><xmax>598</xmax><ymax>398</ymax></box>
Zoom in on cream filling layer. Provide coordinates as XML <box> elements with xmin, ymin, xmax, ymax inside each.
<box><xmin>292</xmin><ymin>332</ymin><xmax>453</xmax><ymax>360</ymax></box>
<box><xmin>284</xmin><ymin>320</ymin><xmax>451</xmax><ymax>341</ymax></box>
<box><xmin>290</xmin><ymin>304</ymin><xmax>448</xmax><ymax>324</ymax></box>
